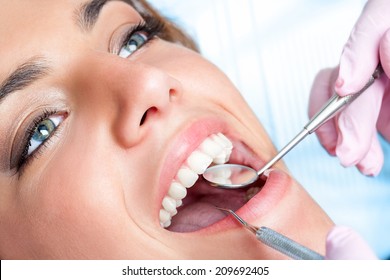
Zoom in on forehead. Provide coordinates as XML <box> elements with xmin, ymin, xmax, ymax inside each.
<box><xmin>0</xmin><ymin>0</ymin><xmax>82</xmax><ymax>30</ymax></box>
<box><xmin>0</xmin><ymin>0</ymin><xmax>82</xmax><ymax>66</ymax></box>
<box><xmin>0</xmin><ymin>0</ymin><xmax>133</xmax><ymax>40</ymax></box>
<box><xmin>0</xmin><ymin>0</ymin><xmax>138</xmax><ymax>80</ymax></box>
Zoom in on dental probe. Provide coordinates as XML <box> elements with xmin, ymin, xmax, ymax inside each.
<box><xmin>203</xmin><ymin>64</ymin><xmax>384</xmax><ymax>188</ymax></box>
<box><xmin>217</xmin><ymin>207</ymin><xmax>324</xmax><ymax>260</ymax></box>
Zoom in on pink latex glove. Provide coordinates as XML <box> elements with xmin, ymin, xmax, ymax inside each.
<box><xmin>326</xmin><ymin>226</ymin><xmax>377</xmax><ymax>260</ymax></box>
<box><xmin>309</xmin><ymin>0</ymin><xmax>390</xmax><ymax>176</ymax></box>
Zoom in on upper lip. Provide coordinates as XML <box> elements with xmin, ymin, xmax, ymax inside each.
<box><xmin>157</xmin><ymin>117</ymin><xmax>290</xmax><ymax>233</ymax></box>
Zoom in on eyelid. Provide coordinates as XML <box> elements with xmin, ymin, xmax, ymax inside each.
<box><xmin>109</xmin><ymin>18</ymin><xmax>164</xmax><ymax>55</ymax></box>
<box><xmin>109</xmin><ymin>22</ymin><xmax>138</xmax><ymax>55</ymax></box>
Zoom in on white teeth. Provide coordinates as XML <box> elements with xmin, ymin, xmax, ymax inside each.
<box><xmin>211</xmin><ymin>134</ymin><xmax>233</xmax><ymax>164</ymax></box>
<box><xmin>213</xmin><ymin>151</ymin><xmax>229</xmax><ymax>165</ymax></box>
<box><xmin>159</xmin><ymin>209</ymin><xmax>171</xmax><ymax>224</ymax></box>
<box><xmin>168</xmin><ymin>182</ymin><xmax>187</xmax><ymax>200</ymax></box>
<box><xmin>162</xmin><ymin>196</ymin><xmax>178</xmax><ymax>215</ymax></box>
<box><xmin>159</xmin><ymin>133</ymin><xmax>233</xmax><ymax>228</ymax></box>
<box><xmin>176</xmin><ymin>168</ymin><xmax>198</xmax><ymax>188</ymax></box>
<box><xmin>199</xmin><ymin>138</ymin><xmax>224</xmax><ymax>158</ymax></box>
<box><xmin>210</xmin><ymin>177</ymin><xmax>232</xmax><ymax>186</ymax></box>
<box><xmin>208</xmin><ymin>167</ymin><xmax>232</xmax><ymax>185</ymax></box>
<box><xmin>162</xmin><ymin>220</ymin><xmax>171</xmax><ymax>228</ymax></box>
<box><xmin>212</xmin><ymin>166</ymin><xmax>232</xmax><ymax>178</ymax></box>
<box><xmin>186</xmin><ymin>151</ymin><xmax>213</xmax><ymax>174</ymax></box>
<box><xmin>217</xmin><ymin>133</ymin><xmax>233</xmax><ymax>149</ymax></box>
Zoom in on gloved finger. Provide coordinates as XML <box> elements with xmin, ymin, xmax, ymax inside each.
<box><xmin>335</xmin><ymin>77</ymin><xmax>385</xmax><ymax>168</ymax></box>
<box><xmin>336</xmin><ymin>0</ymin><xmax>390</xmax><ymax>96</ymax></box>
<box><xmin>325</xmin><ymin>226</ymin><xmax>377</xmax><ymax>260</ymax></box>
<box><xmin>378</xmin><ymin>28</ymin><xmax>390</xmax><ymax>142</ymax></box>
<box><xmin>377</xmin><ymin>87</ymin><xmax>390</xmax><ymax>141</ymax></box>
<box><xmin>356</xmin><ymin>133</ymin><xmax>384</xmax><ymax>176</ymax></box>
<box><xmin>379</xmin><ymin>28</ymin><xmax>390</xmax><ymax>78</ymax></box>
<box><xmin>309</xmin><ymin>68</ymin><xmax>338</xmax><ymax>155</ymax></box>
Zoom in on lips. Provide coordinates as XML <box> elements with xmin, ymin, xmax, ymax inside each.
<box><xmin>157</xmin><ymin>119</ymin><xmax>289</xmax><ymax>234</ymax></box>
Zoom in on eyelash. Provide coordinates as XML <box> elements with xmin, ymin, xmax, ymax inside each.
<box><xmin>17</xmin><ymin>109</ymin><xmax>63</xmax><ymax>173</ymax></box>
<box><xmin>118</xmin><ymin>17</ymin><xmax>165</xmax><ymax>56</ymax></box>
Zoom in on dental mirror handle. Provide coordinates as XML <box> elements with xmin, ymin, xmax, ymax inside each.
<box><xmin>257</xmin><ymin>64</ymin><xmax>383</xmax><ymax>176</ymax></box>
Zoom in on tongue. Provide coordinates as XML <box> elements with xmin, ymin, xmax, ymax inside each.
<box><xmin>168</xmin><ymin>180</ymin><xmax>246</xmax><ymax>232</ymax></box>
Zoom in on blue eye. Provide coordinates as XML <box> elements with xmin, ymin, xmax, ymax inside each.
<box><xmin>118</xmin><ymin>31</ymin><xmax>148</xmax><ymax>58</ymax></box>
<box><xmin>116</xmin><ymin>18</ymin><xmax>165</xmax><ymax>58</ymax></box>
<box><xmin>27</xmin><ymin>115</ymin><xmax>63</xmax><ymax>156</ymax></box>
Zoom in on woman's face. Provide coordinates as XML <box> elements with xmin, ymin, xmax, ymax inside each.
<box><xmin>0</xmin><ymin>0</ymin><xmax>333</xmax><ymax>259</ymax></box>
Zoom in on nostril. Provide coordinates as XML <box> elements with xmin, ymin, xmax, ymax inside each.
<box><xmin>140</xmin><ymin>107</ymin><xmax>158</xmax><ymax>126</ymax></box>
<box><xmin>140</xmin><ymin>112</ymin><xmax>147</xmax><ymax>126</ymax></box>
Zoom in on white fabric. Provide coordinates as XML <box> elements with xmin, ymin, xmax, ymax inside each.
<box><xmin>148</xmin><ymin>0</ymin><xmax>390</xmax><ymax>259</ymax></box>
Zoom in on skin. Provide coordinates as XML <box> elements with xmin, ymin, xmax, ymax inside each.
<box><xmin>0</xmin><ymin>0</ymin><xmax>333</xmax><ymax>259</ymax></box>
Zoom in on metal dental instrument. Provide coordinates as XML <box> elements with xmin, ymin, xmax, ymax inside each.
<box><xmin>203</xmin><ymin>65</ymin><xmax>383</xmax><ymax>189</ymax></box>
<box><xmin>217</xmin><ymin>207</ymin><xmax>324</xmax><ymax>260</ymax></box>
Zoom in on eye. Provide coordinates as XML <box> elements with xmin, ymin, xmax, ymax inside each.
<box><xmin>115</xmin><ymin>18</ymin><xmax>165</xmax><ymax>59</ymax></box>
<box><xmin>27</xmin><ymin>115</ymin><xmax>63</xmax><ymax>156</ymax></box>
<box><xmin>118</xmin><ymin>31</ymin><xmax>148</xmax><ymax>58</ymax></box>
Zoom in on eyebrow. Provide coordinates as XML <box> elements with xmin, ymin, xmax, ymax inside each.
<box><xmin>76</xmin><ymin>0</ymin><xmax>111</xmax><ymax>31</ymax></box>
<box><xmin>0</xmin><ymin>58</ymin><xmax>49</xmax><ymax>105</ymax></box>
<box><xmin>0</xmin><ymin>0</ymin><xmax>112</xmax><ymax>105</ymax></box>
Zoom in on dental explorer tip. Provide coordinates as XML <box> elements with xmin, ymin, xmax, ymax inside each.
<box><xmin>215</xmin><ymin>207</ymin><xmax>257</xmax><ymax>233</ymax></box>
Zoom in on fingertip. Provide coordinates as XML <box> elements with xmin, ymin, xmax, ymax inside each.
<box><xmin>357</xmin><ymin>160</ymin><xmax>382</xmax><ymax>177</ymax></box>
<box><xmin>334</xmin><ymin>57</ymin><xmax>351</xmax><ymax>96</ymax></box>
<box><xmin>337</xmin><ymin>46</ymin><xmax>379</xmax><ymax>96</ymax></box>
<box><xmin>326</xmin><ymin>225</ymin><xmax>352</xmax><ymax>243</ymax></box>
<box><xmin>335</xmin><ymin>77</ymin><xmax>344</xmax><ymax>88</ymax></box>
<box><xmin>356</xmin><ymin>136</ymin><xmax>384</xmax><ymax>176</ymax></box>
<box><xmin>326</xmin><ymin>226</ymin><xmax>377</xmax><ymax>260</ymax></box>
<box><xmin>336</xmin><ymin>60</ymin><xmax>371</xmax><ymax>96</ymax></box>
<box><xmin>359</xmin><ymin>166</ymin><xmax>381</xmax><ymax>177</ymax></box>
<box><xmin>315</xmin><ymin>122</ymin><xmax>337</xmax><ymax>156</ymax></box>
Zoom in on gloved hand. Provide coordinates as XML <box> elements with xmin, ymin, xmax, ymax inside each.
<box><xmin>325</xmin><ymin>226</ymin><xmax>377</xmax><ymax>260</ymax></box>
<box><xmin>309</xmin><ymin>0</ymin><xmax>390</xmax><ymax>176</ymax></box>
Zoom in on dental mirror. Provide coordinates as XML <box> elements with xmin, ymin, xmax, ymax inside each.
<box><xmin>202</xmin><ymin>164</ymin><xmax>259</xmax><ymax>189</ymax></box>
<box><xmin>203</xmin><ymin>64</ymin><xmax>383</xmax><ymax>189</ymax></box>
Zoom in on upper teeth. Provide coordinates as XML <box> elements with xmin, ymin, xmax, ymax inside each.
<box><xmin>159</xmin><ymin>133</ymin><xmax>233</xmax><ymax>228</ymax></box>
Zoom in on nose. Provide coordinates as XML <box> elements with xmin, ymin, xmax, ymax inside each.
<box><xmin>113</xmin><ymin>62</ymin><xmax>182</xmax><ymax>147</ymax></box>
<box><xmin>71</xmin><ymin>54</ymin><xmax>182</xmax><ymax>148</ymax></box>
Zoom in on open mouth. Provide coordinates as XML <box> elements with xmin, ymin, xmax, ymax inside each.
<box><xmin>159</xmin><ymin>133</ymin><xmax>266</xmax><ymax>232</ymax></box>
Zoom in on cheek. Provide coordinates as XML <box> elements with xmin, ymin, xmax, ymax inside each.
<box><xmin>8</xmin><ymin>144</ymin><xmax>133</xmax><ymax>257</ymax></box>
<box><xmin>146</xmin><ymin>42</ymin><xmax>246</xmax><ymax>103</ymax></box>
<box><xmin>39</xmin><ymin>140</ymin><xmax>135</xmax><ymax>230</ymax></box>
<box><xmin>10</xmin><ymin>145</ymin><xmax>169</xmax><ymax>258</ymax></box>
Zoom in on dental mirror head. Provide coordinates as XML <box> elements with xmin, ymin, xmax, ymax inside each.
<box><xmin>202</xmin><ymin>164</ymin><xmax>259</xmax><ymax>189</ymax></box>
